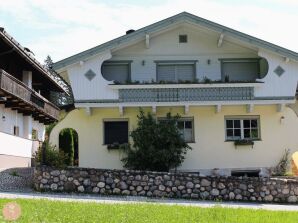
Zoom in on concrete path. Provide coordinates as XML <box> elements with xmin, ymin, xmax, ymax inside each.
<box><xmin>1</xmin><ymin>191</ymin><xmax>298</xmax><ymax>212</ymax></box>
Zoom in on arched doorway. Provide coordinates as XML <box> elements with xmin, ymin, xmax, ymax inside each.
<box><xmin>59</xmin><ymin>128</ymin><xmax>79</xmax><ymax>166</ymax></box>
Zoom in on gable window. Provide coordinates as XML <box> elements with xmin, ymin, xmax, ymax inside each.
<box><xmin>225</xmin><ymin>116</ymin><xmax>260</xmax><ymax>141</ymax></box>
<box><xmin>220</xmin><ymin>59</ymin><xmax>260</xmax><ymax>81</ymax></box>
<box><xmin>159</xmin><ymin>118</ymin><xmax>194</xmax><ymax>143</ymax></box>
<box><xmin>13</xmin><ymin>126</ymin><xmax>19</xmax><ymax>136</ymax></box>
<box><xmin>156</xmin><ymin>61</ymin><xmax>196</xmax><ymax>82</ymax></box>
<box><xmin>104</xmin><ymin>120</ymin><xmax>129</xmax><ymax>145</ymax></box>
<box><xmin>179</xmin><ymin>35</ymin><xmax>188</xmax><ymax>43</ymax></box>
<box><xmin>101</xmin><ymin>61</ymin><xmax>131</xmax><ymax>84</ymax></box>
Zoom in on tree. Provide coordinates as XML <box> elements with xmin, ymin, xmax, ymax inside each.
<box><xmin>59</xmin><ymin>128</ymin><xmax>75</xmax><ymax>166</ymax></box>
<box><xmin>121</xmin><ymin>110</ymin><xmax>192</xmax><ymax>172</ymax></box>
<box><xmin>43</xmin><ymin>55</ymin><xmax>74</xmax><ymax>107</ymax></box>
<box><xmin>44</xmin><ymin>55</ymin><xmax>54</xmax><ymax>71</ymax></box>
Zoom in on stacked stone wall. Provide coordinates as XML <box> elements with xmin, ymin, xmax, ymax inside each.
<box><xmin>35</xmin><ymin>167</ymin><xmax>298</xmax><ymax>203</ymax></box>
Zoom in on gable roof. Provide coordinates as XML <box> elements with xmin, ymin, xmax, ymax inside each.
<box><xmin>0</xmin><ymin>28</ymin><xmax>70</xmax><ymax>94</ymax></box>
<box><xmin>53</xmin><ymin>12</ymin><xmax>298</xmax><ymax>71</ymax></box>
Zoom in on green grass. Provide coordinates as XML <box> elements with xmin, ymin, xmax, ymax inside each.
<box><xmin>0</xmin><ymin>198</ymin><xmax>297</xmax><ymax>223</ymax></box>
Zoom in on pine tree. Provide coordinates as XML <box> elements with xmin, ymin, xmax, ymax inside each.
<box><xmin>44</xmin><ymin>55</ymin><xmax>54</xmax><ymax>71</ymax></box>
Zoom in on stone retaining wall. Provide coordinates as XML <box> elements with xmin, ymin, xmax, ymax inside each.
<box><xmin>34</xmin><ymin>166</ymin><xmax>298</xmax><ymax>203</ymax></box>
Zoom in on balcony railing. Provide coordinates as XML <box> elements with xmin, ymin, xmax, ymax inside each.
<box><xmin>110</xmin><ymin>83</ymin><xmax>258</xmax><ymax>103</ymax></box>
<box><xmin>0</xmin><ymin>69</ymin><xmax>60</xmax><ymax>122</ymax></box>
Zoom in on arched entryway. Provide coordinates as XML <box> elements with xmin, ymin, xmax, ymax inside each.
<box><xmin>59</xmin><ymin>128</ymin><xmax>79</xmax><ymax>166</ymax></box>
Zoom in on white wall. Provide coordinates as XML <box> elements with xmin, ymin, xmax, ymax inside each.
<box><xmin>0</xmin><ymin>131</ymin><xmax>32</xmax><ymax>158</ymax></box>
<box><xmin>63</xmin><ymin>24</ymin><xmax>298</xmax><ymax>102</ymax></box>
<box><xmin>113</xmin><ymin>26</ymin><xmax>257</xmax><ymax>82</ymax></box>
<box><xmin>0</xmin><ymin>104</ymin><xmax>45</xmax><ymax>141</ymax></box>
<box><xmin>0</xmin><ymin>104</ymin><xmax>24</xmax><ymax>137</ymax></box>
<box><xmin>32</xmin><ymin>120</ymin><xmax>45</xmax><ymax>141</ymax></box>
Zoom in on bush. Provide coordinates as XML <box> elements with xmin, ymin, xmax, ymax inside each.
<box><xmin>271</xmin><ymin>149</ymin><xmax>290</xmax><ymax>176</ymax></box>
<box><xmin>121</xmin><ymin>110</ymin><xmax>191</xmax><ymax>172</ymax></box>
<box><xmin>33</xmin><ymin>141</ymin><xmax>69</xmax><ymax>168</ymax></box>
<box><xmin>59</xmin><ymin>128</ymin><xmax>75</xmax><ymax>166</ymax></box>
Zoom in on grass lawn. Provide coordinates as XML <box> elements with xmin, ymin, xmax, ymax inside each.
<box><xmin>0</xmin><ymin>198</ymin><xmax>298</xmax><ymax>223</ymax></box>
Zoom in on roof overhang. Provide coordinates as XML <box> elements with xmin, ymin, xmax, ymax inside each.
<box><xmin>0</xmin><ymin>28</ymin><xmax>70</xmax><ymax>95</ymax></box>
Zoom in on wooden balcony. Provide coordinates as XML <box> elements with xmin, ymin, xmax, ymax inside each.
<box><xmin>0</xmin><ymin>69</ymin><xmax>60</xmax><ymax>124</ymax></box>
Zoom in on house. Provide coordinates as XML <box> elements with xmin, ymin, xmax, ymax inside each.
<box><xmin>0</xmin><ymin>28</ymin><xmax>69</xmax><ymax>169</ymax></box>
<box><xmin>49</xmin><ymin>12</ymin><xmax>298</xmax><ymax>176</ymax></box>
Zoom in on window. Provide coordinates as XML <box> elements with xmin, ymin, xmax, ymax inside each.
<box><xmin>221</xmin><ymin>59</ymin><xmax>260</xmax><ymax>81</ymax></box>
<box><xmin>156</xmin><ymin>62</ymin><xmax>196</xmax><ymax>82</ymax></box>
<box><xmin>32</xmin><ymin>129</ymin><xmax>38</xmax><ymax>140</ymax></box>
<box><xmin>231</xmin><ymin>170</ymin><xmax>260</xmax><ymax>177</ymax></box>
<box><xmin>225</xmin><ymin>117</ymin><xmax>260</xmax><ymax>141</ymax></box>
<box><xmin>177</xmin><ymin>119</ymin><xmax>194</xmax><ymax>143</ymax></box>
<box><xmin>101</xmin><ymin>61</ymin><xmax>131</xmax><ymax>84</ymax></box>
<box><xmin>104</xmin><ymin>121</ymin><xmax>129</xmax><ymax>145</ymax></box>
<box><xmin>159</xmin><ymin>118</ymin><xmax>194</xmax><ymax>143</ymax></box>
<box><xmin>13</xmin><ymin>126</ymin><xmax>19</xmax><ymax>136</ymax></box>
<box><xmin>179</xmin><ymin>35</ymin><xmax>188</xmax><ymax>43</ymax></box>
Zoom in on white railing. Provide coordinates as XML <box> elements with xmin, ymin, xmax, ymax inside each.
<box><xmin>0</xmin><ymin>131</ymin><xmax>33</xmax><ymax>158</ymax></box>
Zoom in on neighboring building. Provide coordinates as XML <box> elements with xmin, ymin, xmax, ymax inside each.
<box><xmin>50</xmin><ymin>12</ymin><xmax>298</xmax><ymax>176</ymax></box>
<box><xmin>0</xmin><ymin>28</ymin><xmax>69</xmax><ymax>168</ymax></box>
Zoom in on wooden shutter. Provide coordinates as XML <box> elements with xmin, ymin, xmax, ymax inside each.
<box><xmin>104</xmin><ymin>121</ymin><xmax>128</xmax><ymax>144</ymax></box>
<box><xmin>102</xmin><ymin>63</ymin><xmax>129</xmax><ymax>83</ymax></box>
<box><xmin>222</xmin><ymin>61</ymin><xmax>259</xmax><ymax>81</ymax></box>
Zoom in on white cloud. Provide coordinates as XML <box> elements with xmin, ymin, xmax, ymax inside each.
<box><xmin>0</xmin><ymin>0</ymin><xmax>297</xmax><ymax>62</ymax></box>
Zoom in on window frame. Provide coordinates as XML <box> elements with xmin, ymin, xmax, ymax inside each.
<box><xmin>154</xmin><ymin>60</ymin><xmax>197</xmax><ymax>82</ymax></box>
<box><xmin>219</xmin><ymin>58</ymin><xmax>261</xmax><ymax>81</ymax></box>
<box><xmin>103</xmin><ymin>119</ymin><xmax>129</xmax><ymax>145</ymax></box>
<box><xmin>158</xmin><ymin>117</ymin><xmax>195</xmax><ymax>143</ymax></box>
<box><xmin>224</xmin><ymin>116</ymin><xmax>261</xmax><ymax>141</ymax></box>
<box><xmin>101</xmin><ymin>60</ymin><xmax>132</xmax><ymax>83</ymax></box>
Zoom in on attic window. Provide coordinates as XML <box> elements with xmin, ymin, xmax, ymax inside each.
<box><xmin>179</xmin><ymin>35</ymin><xmax>188</xmax><ymax>43</ymax></box>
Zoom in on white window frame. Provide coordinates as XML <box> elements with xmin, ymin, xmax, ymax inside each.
<box><xmin>225</xmin><ymin>116</ymin><xmax>260</xmax><ymax>141</ymax></box>
<box><xmin>158</xmin><ymin>117</ymin><xmax>195</xmax><ymax>143</ymax></box>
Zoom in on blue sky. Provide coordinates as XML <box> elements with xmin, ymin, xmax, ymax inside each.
<box><xmin>0</xmin><ymin>0</ymin><xmax>297</xmax><ymax>63</ymax></box>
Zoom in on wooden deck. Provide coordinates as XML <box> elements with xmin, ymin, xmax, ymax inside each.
<box><xmin>0</xmin><ymin>69</ymin><xmax>59</xmax><ymax>124</ymax></box>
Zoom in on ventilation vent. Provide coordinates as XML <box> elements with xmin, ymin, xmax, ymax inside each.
<box><xmin>274</xmin><ymin>66</ymin><xmax>285</xmax><ymax>77</ymax></box>
<box><xmin>179</xmin><ymin>35</ymin><xmax>188</xmax><ymax>43</ymax></box>
<box><xmin>84</xmin><ymin>69</ymin><xmax>96</xmax><ymax>81</ymax></box>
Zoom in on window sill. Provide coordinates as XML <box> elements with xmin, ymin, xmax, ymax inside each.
<box><xmin>225</xmin><ymin>139</ymin><xmax>261</xmax><ymax>142</ymax></box>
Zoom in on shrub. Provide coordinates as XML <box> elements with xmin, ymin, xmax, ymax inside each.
<box><xmin>271</xmin><ymin>149</ymin><xmax>290</xmax><ymax>176</ymax></box>
<box><xmin>121</xmin><ymin>110</ymin><xmax>191</xmax><ymax>172</ymax></box>
<box><xmin>59</xmin><ymin>128</ymin><xmax>75</xmax><ymax>166</ymax></box>
<box><xmin>33</xmin><ymin>141</ymin><xmax>69</xmax><ymax>168</ymax></box>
